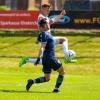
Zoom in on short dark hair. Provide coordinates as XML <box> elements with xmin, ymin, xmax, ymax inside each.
<box><xmin>41</xmin><ymin>4</ymin><xmax>50</xmax><ymax>8</ymax></box>
<box><xmin>39</xmin><ymin>19</ymin><xmax>47</xmax><ymax>27</ymax></box>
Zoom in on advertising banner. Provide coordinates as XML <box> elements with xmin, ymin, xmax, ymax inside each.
<box><xmin>49</xmin><ymin>11</ymin><xmax>100</xmax><ymax>29</ymax></box>
<box><xmin>0</xmin><ymin>11</ymin><xmax>99</xmax><ymax>29</ymax></box>
<box><xmin>0</xmin><ymin>11</ymin><xmax>39</xmax><ymax>29</ymax></box>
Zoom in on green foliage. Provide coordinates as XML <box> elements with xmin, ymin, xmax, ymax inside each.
<box><xmin>28</xmin><ymin>6</ymin><xmax>39</xmax><ymax>11</ymax></box>
<box><xmin>0</xmin><ymin>6</ymin><xmax>9</xmax><ymax>10</ymax></box>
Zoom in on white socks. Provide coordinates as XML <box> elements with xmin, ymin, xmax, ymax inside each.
<box><xmin>26</xmin><ymin>58</ymin><xmax>42</xmax><ymax>64</ymax></box>
<box><xmin>62</xmin><ymin>40</ymin><xmax>69</xmax><ymax>57</ymax></box>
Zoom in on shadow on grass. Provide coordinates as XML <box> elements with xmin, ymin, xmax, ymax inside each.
<box><xmin>0</xmin><ymin>32</ymin><xmax>99</xmax><ymax>50</ymax></box>
<box><xmin>0</xmin><ymin>32</ymin><xmax>99</xmax><ymax>48</ymax></box>
<box><xmin>70</xmin><ymin>37</ymin><xmax>93</xmax><ymax>46</ymax></box>
<box><xmin>0</xmin><ymin>37</ymin><xmax>33</xmax><ymax>50</ymax></box>
<box><xmin>0</xmin><ymin>89</ymin><xmax>52</xmax><ymax>93</ymax></box>
<box><xmin>54</xmin><ymin>32</ymin><xmax>100</xmax><ymax>37</ymax></box>
<box><xmin>55</xmin><ymin>32</ymin><xmax>100</xmax><ymax>46</ymax></box>
<box><xmin>0</xmin><ymin>31</ymin><xmax>100</xmax><ymax>37</ymax></box>
<box><xmin>0</xmin><ymin>31</ymin><xmax>38</xmax><ymax>37</ymax></box>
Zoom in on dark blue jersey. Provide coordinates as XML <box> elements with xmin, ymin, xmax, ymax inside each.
<box><xmin>37</xmin><ymin>31</ymin><xmax>55</xmax><ymax>57</ymax></box>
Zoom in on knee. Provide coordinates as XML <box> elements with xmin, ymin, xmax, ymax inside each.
<box><xmin>58</xmin><ymin>67</ymin><xmax>65</xmax><ymax>76</ymax></box>
<box><xmin>45</xmin><ymin>77</ymin><xmax>50</xmax><ymax>82</ymax></box>
<box><xmin>60</xmin><ymin>70</ymin><xmax>65</xmax><ymax>76</ymax></box>
<box><xmin>63</xmin><ymin>37</ymin><xmax>68</xmax><ymax>42</ymax></box>
<box><xmin>59</xmin><ymin>37</ymin><xmax>68</xmax><ymax>44</ymax></box>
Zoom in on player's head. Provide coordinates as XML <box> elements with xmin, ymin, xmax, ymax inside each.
<box><xmin>41</xmin><ymin>4</ymin><xmax>51</xmax><ymax>16</ymax></box>
<box><xmin>39</xmin><ymin>19</ymin><xmax>49</xmax><ymax>31</ymax></box>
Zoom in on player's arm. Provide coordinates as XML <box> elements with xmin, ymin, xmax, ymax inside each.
<box><xmin>35</xmin><ymin>31</ymin><xmax>47</xmax><ymax>65</ymax></box>
<box><xmin>34</xmin><ymin>43</ymin><xmax>46</xmax><ymax>65</ymax></box>
<box><xmin>49</xmin><ymin>10</ymin><xmax>66</xmax><ymax>25</ymax></box>
<box><xmin>37</xmin><ymin>43</ymin><xmax>46</xmax><ymax>58</ymax></box>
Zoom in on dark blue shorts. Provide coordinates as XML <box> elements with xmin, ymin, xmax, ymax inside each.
<box><xmin>42</xmin><ymin>56</ymin><xmax>62</xmax><ymax>74</ymax></box>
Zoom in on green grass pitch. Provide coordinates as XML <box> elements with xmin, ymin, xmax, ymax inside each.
<box><xmin>0</xmin><ymin>31</ymin><xmax>100</xmax><ymax>100</ymax></box>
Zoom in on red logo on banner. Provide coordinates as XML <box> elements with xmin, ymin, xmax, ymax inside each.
<box><xmin>0</xmin><ymin>11</ymin><xmax>39</xmax><ymax>29</ymax></box>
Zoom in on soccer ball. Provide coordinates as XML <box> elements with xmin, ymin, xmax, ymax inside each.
<box><xmin>68</xmin><ymin>50</ymin><xmax>76</xmax><ymax>59</ymax></box>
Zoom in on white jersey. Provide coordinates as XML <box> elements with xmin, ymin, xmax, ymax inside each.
<box><xmin>38</xmin><ymin>14</ymin><xmax>51</xmax><ymax>32</ymax></box>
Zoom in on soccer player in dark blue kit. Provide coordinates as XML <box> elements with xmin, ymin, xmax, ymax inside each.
<box><xmin>26</xmin><ymin>19</ymin><xmax>65</xmax><ymax>93</ymax></box>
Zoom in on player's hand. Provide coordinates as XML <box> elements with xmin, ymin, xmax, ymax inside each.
<box><xmin>34</xmin><ymin>57</ymin><xmax>40</xmax><ymax>66</ymax></box>
<box><xmin>60</xmin><ymin>10</ymin><xmax>66</xmax><ymax>16</ymax></box>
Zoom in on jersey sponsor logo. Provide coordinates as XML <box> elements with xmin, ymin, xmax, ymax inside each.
<box><xmin>49</xmin><ymin>15</ymin><xmax>70</xmax><ymax>24</ymax></box>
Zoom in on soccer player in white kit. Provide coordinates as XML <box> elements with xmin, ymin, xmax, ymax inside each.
<box><xmin>19</xmin><ymin>4</ymin><xmax>76</xmax><ymax>67</ymax></box>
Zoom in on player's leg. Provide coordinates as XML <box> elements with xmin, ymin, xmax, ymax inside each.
<box><xmin>53</xmin><ymin>36</ymin><xmax>77</xmax><ymax>63</ymax></box>
<box><xmin>53</xmin><ymin>66</ymin><xmax>64</xmax><ymax>93</ymax></box>
<box><xmin>53</xmin><ymin>36</ymin><xmax>69</xmax><ymax>57</ymax></box>
<box><xmin>19</xmin><ymin>43</ymin><xmax>43</xmax><ymax>67</ymax></box>
<box><xmin>50</xmin><ymin>57</ymin><xmax>64</xmax><ymax>93</ymax></box>
<box><xmin>26</xmin><ymin>57</ymin><xmax>52</xmax><ymax>91</ymax></box>
<box><xmin>27</xmin><ymin>58</ymin><xmax>42</xmax><ymax>64</ymax></box>
<box><xmin>19</xmin><ymin>56</ymin><xmax>42</xmax><ymax>67</ymax></box>
<box><xmin>26</xmin><ymin>73</ymin><xmax>51</xmax><ymax>91</ymax></box>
